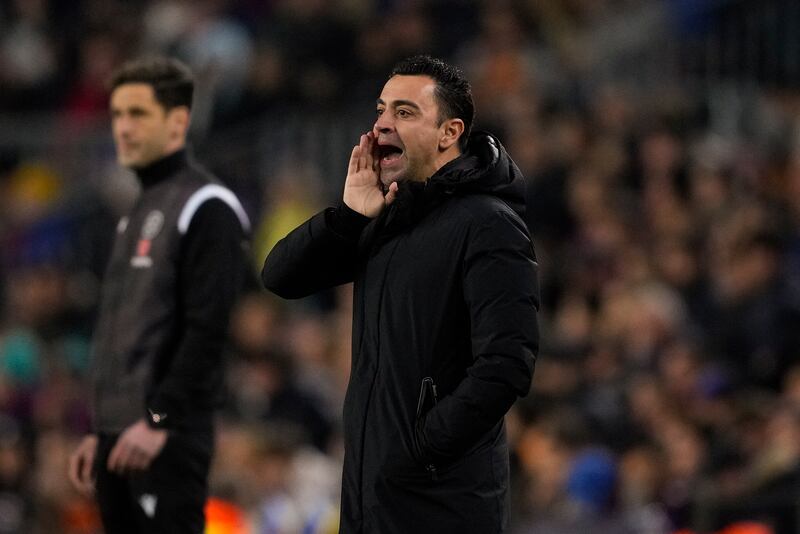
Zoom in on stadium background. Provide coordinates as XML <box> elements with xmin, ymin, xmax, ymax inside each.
<box><xmin>1</xmin><ymin>0</ymin><xmax>800</xmax><ymax>532</ymax></box>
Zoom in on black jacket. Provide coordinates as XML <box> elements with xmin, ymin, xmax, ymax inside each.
<box><xmin>92</xmin><ymin>150</ymin><xmax>250</xmax><ymax>433</ymax></box>
<box><xmin>262</xmin><ymin>133</ymin><xmax>539</xmax><ymax>533</ymax></box>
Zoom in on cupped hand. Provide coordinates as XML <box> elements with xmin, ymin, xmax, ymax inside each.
<box><xmin>343</xmin><ymin>132</ymin><xmax>398</xmax><ymax>218</ymax></box>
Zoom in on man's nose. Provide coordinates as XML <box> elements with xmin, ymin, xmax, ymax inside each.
<box><xmin>373</xmin><ymin>115</ymin><xmax>393</xmax><ymax>135</ymax></box>
<box><xmin>114</xmin><ymin>116</ymin><xmax>132</xmax><ymax>136</ymax></box>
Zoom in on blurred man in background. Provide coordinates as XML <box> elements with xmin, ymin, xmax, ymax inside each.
<box><xmin>262</xmin><ymin>55</ymin><xmax>539</xmax><ymax>533</ymax></box>
<box><xmin>67</xmin><ymin>57</ymin><xmax>250</xmax><ymax>534</ymax></box>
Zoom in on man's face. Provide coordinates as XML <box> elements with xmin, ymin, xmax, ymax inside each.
<box><xmin>110</xmin><ymin>83</ymin><xmax>185</xmax><ymax>169</ymax></box>
<box><xmin>373</xmin><ymin>75</ymin><xmax>444</xmax><ymax>186</ymax></box>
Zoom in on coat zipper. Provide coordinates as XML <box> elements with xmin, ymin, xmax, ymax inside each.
<box><xmin>417</xmin><ymin>376</ymin><xmax>439</xmax><ymax>480</ymax></box>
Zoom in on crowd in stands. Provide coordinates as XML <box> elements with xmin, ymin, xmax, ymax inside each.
<box><xmin>1</xmin><ymin>0</ymin><xmax>800</xmax><ymax>532</ymax></box>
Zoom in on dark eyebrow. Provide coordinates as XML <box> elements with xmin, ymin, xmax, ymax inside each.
<box><xmin>110</xmin><ymin>105</ymin><xmax>149</xmax><ymax>115</ymax></box>
<box><xmin>376</xmin><ymin>98</ymin><xmax>421</xmax><ymax>111</ymax></box>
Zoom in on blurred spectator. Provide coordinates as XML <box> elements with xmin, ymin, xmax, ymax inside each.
<box><xmin>175</xmin><ymin>0</ymin><xmax>254</xmax><ymax>129</ymax></box>
<box><xmin>62</xmin><ymin>31</ymin><xmax>123</xmax><ymax>128</ymax></box>
<box><xmin>226</xmin><ymin>294</ymin><xmax>333</xmax><ymax>451</ymax></box>
<box><xmin>0</xmin><ymin>417</ymin><xmax>31</xmax><ymax>534</ymax></box>
<box><xmin>0</xmin><ymin>0</ymin><xmax>59</xmax><ymax>112</ymax></box>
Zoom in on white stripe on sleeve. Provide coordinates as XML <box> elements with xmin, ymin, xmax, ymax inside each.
<box><xmin>177</xmin><ymin>184</ymin><xmax>251</xmax><ymax>235</ymax></box>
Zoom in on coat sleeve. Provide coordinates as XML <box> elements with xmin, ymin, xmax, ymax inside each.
<box><xmin>419</xmin><ymin>209</ymin><xmax>539</xmax><ymax>463</ymax></box>
<box><xmin>261</xmin><ymin>204</ymin><xmax>370</xmax><ymax>299</ymax></box>
<box><xmin>146</xmin><ymin>199</ymin><xmax>248</xmax><ymax>428</ymax></box>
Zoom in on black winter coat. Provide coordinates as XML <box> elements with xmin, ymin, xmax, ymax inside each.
<box><xmin>262</xmin><ymin>132</ymin><xmax>539</xmax><ymax>533</ymax></box>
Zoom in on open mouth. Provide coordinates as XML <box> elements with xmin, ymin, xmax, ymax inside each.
<box><xmin>378</xmin><ymin>144</ymin><xmax>403</xmax><ymax>165</ymax></box>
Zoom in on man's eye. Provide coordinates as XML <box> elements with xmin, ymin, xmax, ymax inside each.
<box><xmin>376</xmin><ymin>108</ymin><xmax>384</xmax><ymax>116</ymax></box>
<box><xmin>397</xmin><ymin>109</ymin><xmax>410</xmax><ymax>117</ymax></box>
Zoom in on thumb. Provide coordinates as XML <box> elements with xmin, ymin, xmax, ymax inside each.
<box><xmin>384</xmin><ymin>182</ymin><xmax>399</xmax><ymax>205</ymax></box>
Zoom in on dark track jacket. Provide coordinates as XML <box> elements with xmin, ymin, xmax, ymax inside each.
<box><xmin>91</xmin><ymin>150</ymin><xmax>250</xmax><ymax>434</ymax></box>
<box><xmin>262</xmin><ymin>132</ymin><xmax>539</xmax><ymax>533</ymax></box>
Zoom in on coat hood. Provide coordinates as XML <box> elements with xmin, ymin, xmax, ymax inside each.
<box><xmin>428</xmin><ymin>131</ymin><xmax>527</xmax><ymax>217</ymax></box>
<box><xmin>362</xmin><ymin>131</ymin><xmax>526</xmax><ymax>252</ymax></box>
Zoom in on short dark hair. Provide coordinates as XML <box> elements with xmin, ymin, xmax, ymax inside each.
<box><xmin>109</xmin><ymin>57</ymin><xmax>194</xmax><ymax>111</ymax></box>
<box><xmin>390</xmin><ymin>55</ymin><xmax>474</xmax><ymax>151</ymax></box>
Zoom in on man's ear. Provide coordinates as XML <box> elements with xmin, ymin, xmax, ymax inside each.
<box><xmin>167</xmin><ymin>106</ymin><xmax>191</xmax><ymax>141</ymax></box>
<box><xmin>439</xmin><ymin>118</ymin><xmax>465</xmax><ymax>151</ymax></box>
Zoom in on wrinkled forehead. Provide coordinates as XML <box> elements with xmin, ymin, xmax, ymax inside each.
<box><xmin>378</xmin><ymin>75</ymin><xmax>438</xmax><ymax>110</ymax></box>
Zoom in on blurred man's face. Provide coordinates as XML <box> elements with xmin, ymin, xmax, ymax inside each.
<box><xmin>372</xmin><ymin>75</ymin><xmax>445</xmax><ymax>186</ymax></box>
<box><xmin>110</xmin><ymin>83</ymin><xmax>186</xmax><ymax>169</ymax></box>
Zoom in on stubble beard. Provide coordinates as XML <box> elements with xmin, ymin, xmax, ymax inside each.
<box><xmin>380</xmin><ymin>166</ymin><xmax>406</xmax><ymax>188</ymax></box>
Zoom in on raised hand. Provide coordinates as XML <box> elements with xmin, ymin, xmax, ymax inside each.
<box><xmin>343</xmin><ymin>132</ymin><xmax>398</xmax><ymax>218</ymax></box>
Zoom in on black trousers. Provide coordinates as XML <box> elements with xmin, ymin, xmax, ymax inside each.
<box><xmin>94</xmin><ymin>430</ymin><xmax>213</xmax><ymax>534</ymax></box>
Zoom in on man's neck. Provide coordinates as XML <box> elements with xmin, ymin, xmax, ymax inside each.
<box><xmin>134</xmin><ymin>149</ymin><xmax>188</xmax><ymax>189</ymax></box>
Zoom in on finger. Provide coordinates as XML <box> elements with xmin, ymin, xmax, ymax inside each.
<box><xmin>138</xmin><ymin>449</ymin><xmax>156</xmax><ymax>471</ymax></box>
<box><xmin>106</xmin><ymin>443</ymin><xmax>119</xmax><ymax>472</ymax></box>
<box><xmin>364</xmin><ymin>134</ymin><xmax>374</xmax><ymax>169</ymax></box>
<box><xmin>371</xmin><ymin>135</ymin><xmax>381</xmax><ymax>172</ymax></box>
<box><xmin>124</xmin><ymin>448</ymin><xmax>144</xmax><ymax>472</ymax></box>
<box><xmin>135</xmin><ymin>455</ymin><xmax>149</xmax><ymax>471</ymax></box>
<box><xmin>137</xmin><ymin>445</ymin><xmax>155</xmax><ymax>470</ymax></box>
<box><xmin>81</xmin><ymin>448</ymin><xmax>95</xmax><ymax>486</ymax></box>
<box><xmin>385</xmin><ymin>181</ymin><xmax>399</xmax><ymax>205</ymax></box>
<box><xmin>348</xmin><ymin>145</ymin><xmax>360</xmax><ymax>175</ymax></box>
<box><xmin>75</xmin><ymin>466</ymin><xmax>94</xmax><ymax>495</ymax></box>
<box><xmin>81</xmin><ymin>480</ymin><xmax>95</xmax><ymax>495</ymax></box>
<box><xmin>358</xmin><ymin>133</ymin><xmax>373</xmax><ymax>171</ymax></box>
<box><xmin>107</xmin><ymin>440</ymin><xmax>127</xmax><ymax>473</ymax></box>
<box><xmin>67</xmin><ymin>452</ymin><xmax>82</xmax><ymax>490</ymax></box>
<box><xmin>72</xmin><ymin>476</ymin><xmax>90</xmax><ymax>495</ymax></box>
<box><xmin>118</xmin><ymin>445</ymin><xmax>139</xmax><ymax>474</ymax></box>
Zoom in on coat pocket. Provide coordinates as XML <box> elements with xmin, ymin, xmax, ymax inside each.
<box><xmin>414</xmin><ymin>377</ymin><xmax>440</xmax><ymax>479</ymax></box>
<box><xmin>415</xmin><ymin>377</ymin><xmax>438</xmax><ymax>419</ymax></box>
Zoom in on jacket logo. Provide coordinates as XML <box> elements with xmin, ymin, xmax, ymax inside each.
<box><xmin>131</xmin><ymin>211</ymin><xmax>164</xmax><ymax>268</ymax></box>
<box><xmin>139</xmin><ymin>493</ymin><xmax>157</xmax><ymax>518</ymax></box>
